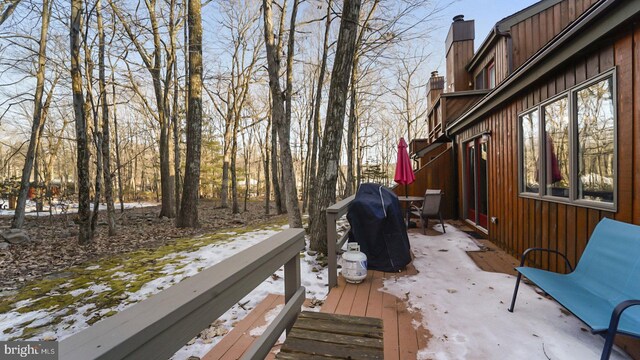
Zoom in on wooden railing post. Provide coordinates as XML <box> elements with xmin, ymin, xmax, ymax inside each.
<box><xmin>326</xmin><ymin>195</ymin><xmax>355</xmax><ymax>288</ymax></box>
<box><xmin>284</xmin><ymin>249</ymin><xmax>301</xmax><ymax>303</ymax></box>
<box><xmin>327</xmin><ymin>210</ymin><xmax>338</xmax><ymax>288</ymax></box>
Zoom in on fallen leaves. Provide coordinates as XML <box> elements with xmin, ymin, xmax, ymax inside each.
<box><xmin>0</xmin><ymin>200</ymin><xmax>285</xmax><ymax>291</ymax></box>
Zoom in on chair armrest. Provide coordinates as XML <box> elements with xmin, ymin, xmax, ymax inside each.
<box><xmin>607</xmin><ymin>300</ymin><xmax>640</xmax><ymax>334</ymax></box>
<box><xmin>519</xmin><ymin>247</ymin><xmax>574</xmax><ymax>273</ymax></box>
<box><xmin>410</xmin><ymin>205</ymin><xmax>421</xmax><ymax>211</ymax></box>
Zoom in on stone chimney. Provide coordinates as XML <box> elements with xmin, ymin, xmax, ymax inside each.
<box><xmin>427</xmin><ymin>71</ymin><xmax>444</xmax><ymax>109</ymax></box>
<box><xmin>445</xmin><ymin>15</ymin><xmax>474</xmax><ymax>92</ymax></box>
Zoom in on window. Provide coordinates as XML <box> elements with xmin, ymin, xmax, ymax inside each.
<box><xmin>518</xmin><ymin>70</ymin><xmax>616</xmax><ymax>209</ymax></box>
<box><xmin>576</xmin><ymin>77</ymin><xmax>615</xmax><ymax>203</ymax></box>
<box><xmin>520</xmin><ymin>110</ymin><xmax>539</xmax><ymax>193</ymax></box>
<box><xmin>475</xmin><ymin>61</ymin><xmax>496</xmax><ymax>90</ymax></box>
<box><xmin>487</xmin><ymin>62</ymin><xmax>496</xmax><ymax>89</ymax></box>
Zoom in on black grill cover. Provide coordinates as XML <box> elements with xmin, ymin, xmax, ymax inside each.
<box><xmin>347</xmin><ymin>183</ymin><xmax>412</xmax><ymax>272</ymax></box>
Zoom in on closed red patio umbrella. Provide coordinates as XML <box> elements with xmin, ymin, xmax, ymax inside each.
<box><xmin>394</xmin><ymin>137</ymin><xmax>415</xmax><ymax>196</ymax></box>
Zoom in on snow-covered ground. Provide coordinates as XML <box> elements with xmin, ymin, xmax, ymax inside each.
<box><xmin>0</xmin><ymin>200</ymin><xmax>158</xmax><ymax>217</ymax></box>
<box><xmin>383</xmin><ymin>225</ymin><xmax>630</xmax><ymax>360</ymax></box>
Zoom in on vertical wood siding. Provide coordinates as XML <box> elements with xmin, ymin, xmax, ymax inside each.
<box><xmin>510</xmin><ymin>0</ymin><xmax>599</xmax><ymax>70</ymax></box>
<box><xmin>394</xmin><ymin>144</ymin><xmax>456</xmax><ymax>219</ymax></box>
<box><xmin>456</xmin><ymin>23</ymin><xmax>639</xmax><ymax>274</ymax></box>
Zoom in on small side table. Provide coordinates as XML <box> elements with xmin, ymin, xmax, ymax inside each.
<box><xmin>397</xmin><ymin>196</ymin><xmax>424</xmax><ymax>228</ymax></box>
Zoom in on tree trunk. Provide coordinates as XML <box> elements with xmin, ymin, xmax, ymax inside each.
<box><xmin>220</xmin><ymin>104</ymin><xmax>232</xmax><ymax>208</ymax></box>
<box><xmin>345</xmin><ymin>60</ymin><xmax>358</xmax><ymax>197</ymax></box>
<box><xmin>302</xmin><ymin>76</ymin><xmax>316</xmax><ymax>213</ymax></box>
<box><xmin>11</xmin><ymin>0</ymin><xmax>51</xmax><ymax>229</ymax></box>
<box><xmin>172</xmin><ymin>0</ymin><xmax>183</xmax><ymax>214</ymax></box>
<box><xmin>270</xmin><ymin>114</ymin><xmax>283</xmax><ymax>214</ymax></box>
<box><xmin>263</xmin><ymin>118</ymin><xmax>271</xmax><ymax>215</ymax></box>
<box><xmin>307</xmin><ymin>0</ymin><xmax>332</xmax><ymax>220</ymax></box>
<box><xmin>97</xmin><ymin>0</ymin><xmax>116</xmax><ymax>236</ymax></box>
<box><xmin>309</xmin><ymin>0</ymin><xmax>361</xmax><ymax>253</ymax></box>
<box><xmin>262</xmin><ymin>0</ymin><xmax>302</xmax><ymax>228</ymax></box>
<box><xmin>71</xmin><ymin>0</ymin><xmax>92</xmax><ymax>244</ymax></box>
<box><xmin>177</xmin><ymin>0</ymin><xmax>202</xmax><ymax>228</ymax></box>
<box><xmin>230</xmin><ymin>118</ymin><xmax>239</xmax><ymax>214</ymax></box>
<box><xmin>111</xmin><ymin>70</ymin><xmax>124</xmax><ymax>213</ymax></box>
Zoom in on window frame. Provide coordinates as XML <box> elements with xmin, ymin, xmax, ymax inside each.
<box><xmin>517</xmin><ymin>68</ymin><xmax>617</xmax><ymax>212</ymax></box>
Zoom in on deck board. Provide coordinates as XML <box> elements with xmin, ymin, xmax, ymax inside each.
<box><xmin>203</xmin><ymin>293</ymin><xmax>283</xmax><ymax>360</ymax></box>
<box><xmin>334</xmin><ymin>276</ymin><xmax>358</xmax><ymax>315</ymax></box>
<box><xmin>382</xmin><ymin>291</ymin><xmax>401</xmax><ymax>360</ymax></box>
<box><xmin>365</xmin><ymin>271</ymin><xmax>384</xmax><ymax>318</ymax></box>
<box><xmin>350</xmin><ymin>271</ymin><xmax>373</xmax><ymax>316</ymax></box>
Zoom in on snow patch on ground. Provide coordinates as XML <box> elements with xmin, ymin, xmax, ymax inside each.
<box><xmin>382</xmin><ymin>225</ymin><xmax>630</xmax><ymax>360</ymax></box>
<box><xmin>0</xmin><ymin>200</ymin><xmax>158</xmax><ymax>217</ymax></box>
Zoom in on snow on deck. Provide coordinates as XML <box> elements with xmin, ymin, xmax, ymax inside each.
<box><xmin>382</xmin><ymin>224</ymin><xmax>630</xmax><ymax>360</ymax></box>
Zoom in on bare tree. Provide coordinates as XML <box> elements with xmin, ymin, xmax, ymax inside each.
<box><xmin>177</xmin><ymin>0</ymin><xmax>203</xmax><ymax>228</ymax></box>
<box><xmin>11</xmin><ymin>0</ymin><xmax>51</xmax><ymax>229</ymax></box>
<box><xmin>0</xmin><ymin>0</ymin><xmax>21</xmax><ymax>27</ymax></box>
<box><xmin>309</xmin><ymin>0</ymin><xmax>361</xmax><ymax>253</ymax></box>
<box><xmin>262</xmin><ymin>0</ymin><xmax>303</xmax><ymax>228</ymax></box>
<box><xmin>110</xmin><ymin>0</ymin><xmax>176</xmax><ymax>218</ymax></box>
<box><xmin>307</xmin><ymin>0</ymin><xmax>333</xmax><ymax>218</ymax></box>
<box><xmin>385</xmin><ymin>50</ymin><xmax>430</xmax><ymax>141</ymax></box>
<box><xmin>71</xmin><ymin>0</ymin><xmax>92</xmax><ymax>244</ymax></box>
<box><xmin>97</xmin><ymin>0</ymin><xmax>116</xmax><ymax>235</ymax></box>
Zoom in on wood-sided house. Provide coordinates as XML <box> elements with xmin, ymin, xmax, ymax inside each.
<box><xmin>403</xmin><ymin>0</ymin><xmax>640</xmax><ymax>352</ymax></box>
<box><xmin>407</xmin><ymin>0</ymin><xmax>640</xmax><ymax>298</ymax></box>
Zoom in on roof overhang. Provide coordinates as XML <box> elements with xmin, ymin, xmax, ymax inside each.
<box><xmin>447</xmin><ymin>0</ymin><xmax>639</xmax><ymax>135</ymax></box>
<box><xmin>412</xmin><ymin>135</ymin><xmax>450</xmax><ymax>159</ymax></box>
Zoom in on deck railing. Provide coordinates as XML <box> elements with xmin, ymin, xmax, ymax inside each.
<box><xmin>59</xmin><ymin>228</ymin><xmax>306</xmax><ymax>360</ymax></box>
<box><xmin>326</xmin><ymin>195</ymin><xmax>355</xmax><ymax>288</ymax></box>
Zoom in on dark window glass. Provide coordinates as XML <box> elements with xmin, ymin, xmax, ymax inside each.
<box><xmin>475</xmin><ymin>72</ymin><xmax>484</xmax><ymax>90</ymax></box>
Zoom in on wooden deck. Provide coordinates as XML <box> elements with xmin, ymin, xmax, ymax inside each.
<box><xmin>321</xmin><ymin>265</ymin><xmax>430</xmax><ymax>360</ymax></box>
<box><xmin>205</xmin><ymin>265</ymin><xmax>429</xmax><ymax>359</ymax></box>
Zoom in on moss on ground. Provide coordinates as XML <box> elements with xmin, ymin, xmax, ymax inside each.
<box><xmin>0</xmin><ymin>218</ymin><xmax>288</xmax><ymax>340</ymax></box>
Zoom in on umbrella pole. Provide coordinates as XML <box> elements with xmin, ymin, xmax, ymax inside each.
<box><xmin>405</xmin><ymin>184</ymin><xmax>410</xmax><ymax>227</ymax></box>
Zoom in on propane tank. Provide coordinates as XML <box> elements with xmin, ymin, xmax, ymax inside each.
<box><xmin>342</xmin><ymin>243</ymin><xmax>368</xmax><ymax>284</ymax></box>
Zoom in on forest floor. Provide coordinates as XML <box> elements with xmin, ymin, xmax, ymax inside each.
<box><xmin>0</xmin><ymin>199</ymin><xmax>285</xmax><ymax>291</ymax></box>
